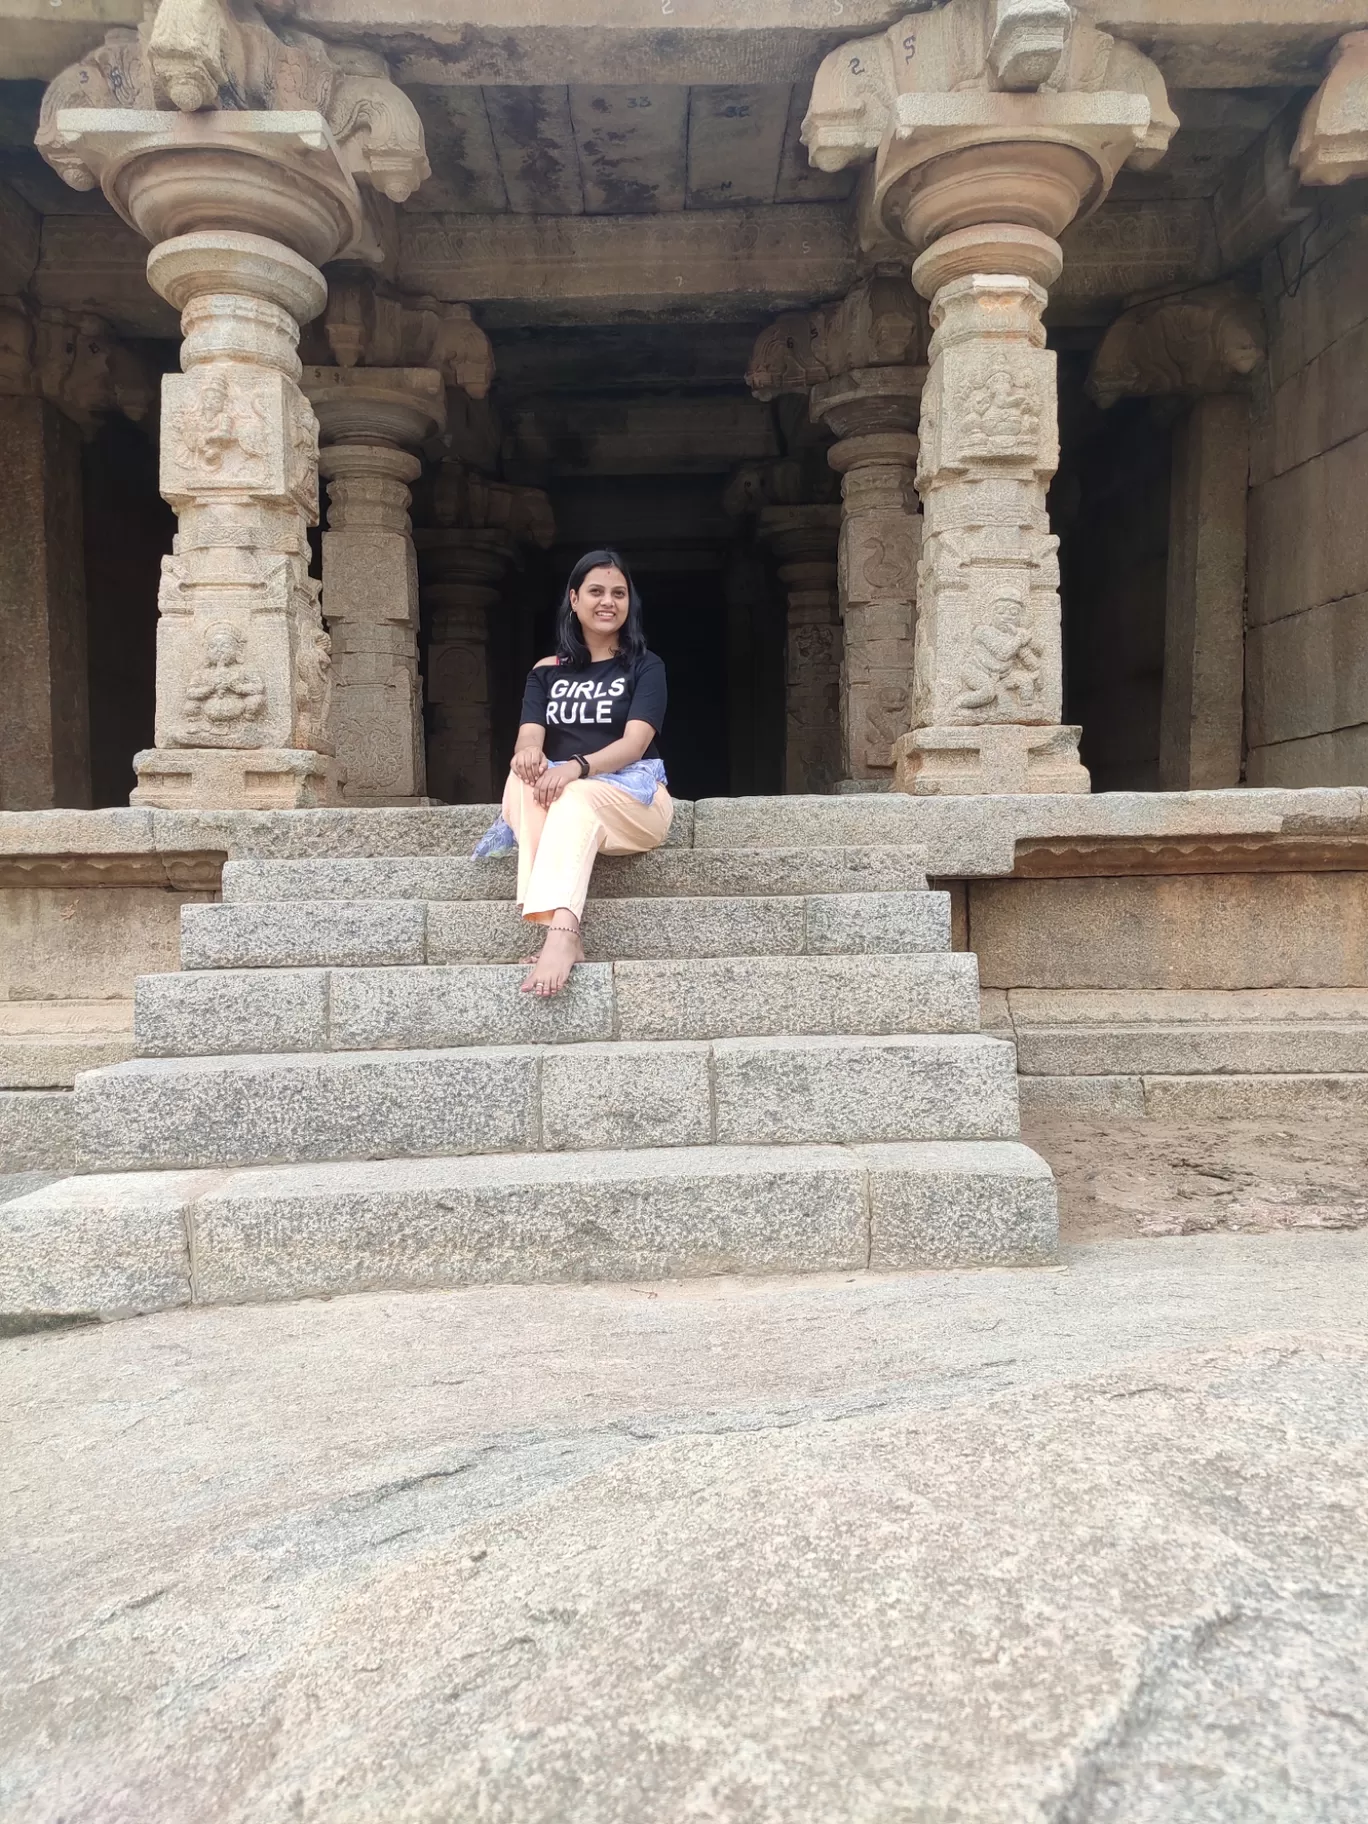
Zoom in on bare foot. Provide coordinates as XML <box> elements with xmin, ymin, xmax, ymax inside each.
<box><xmin>521</xmin><ymin>926</ymin><xmax>583</xmax><ymax>997</ymax></box>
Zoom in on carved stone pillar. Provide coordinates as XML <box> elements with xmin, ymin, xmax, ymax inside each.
<box><xmin>35</xmin><ymin>7</ymin><xmax>428</xmax><ymax>807</ymax></box>
<box><xmin>305</xmin><ymin>368</ymin><xmax>444</xmax><ymax>805</ymax></box>
<box><xmin>414</xmin><ymin>529</ymin><xmax>511</xmax><ymax>805</ymax></box>
<box><xmin>746</xmin><ymin>277</ymin><xmax>927</xmax><ymax>784</ymax></box>
<box><xmin>758</xmin><ymin>506</ymin><xmax>843</xmax><ymax>794</ymax></box>
<box><xmin>811</xmin><ymin>370</ymin><xmax>924</xmax><ymax>781</ymax></box>
<box><xmin>802</xmin><ymin>0</ymin><xmax>1177</xmax><ymax>794</ymax></box>
<box><xmin>414</xmin><ymin>465</ymin><xmax>554</xmax><ymax>804</ymax></box>
<box><xmin>1089</xmin><ymin>286</ymin><xmax>1267</xmax><ymax>791</ymax></box>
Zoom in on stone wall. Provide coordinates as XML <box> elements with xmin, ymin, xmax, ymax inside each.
<box><xmin>1246</xmin><ymin>212</ymin><xmax>1368</xmax><ymax>786</ymax></box>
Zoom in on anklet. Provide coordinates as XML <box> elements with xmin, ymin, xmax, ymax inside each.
<box><xmin>547</xmin><ymin>924</ymin><xmax>580</xmax><ymax>936</ymax></box>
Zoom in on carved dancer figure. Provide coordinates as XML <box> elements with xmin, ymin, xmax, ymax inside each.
<box><xmin>955</xmin><ymin>599</ymin><xmax>1043</xmax><ymax>713</ymax></box>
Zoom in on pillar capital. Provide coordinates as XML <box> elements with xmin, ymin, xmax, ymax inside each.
<box><xmin>802</xmin><ymin>0</ymin><xmax>1177</xmax><ymax>260</ymax></box>
<box><xmin>1293</xmin><ymin>32</ymin><xmax>1368</xmax><ymax>186</ymax></box>
<box><xmin>35</xmin><ymin>1</ymin><xmax>428</xmax><ymax>266</ymax></box>
<box><xmin>304</xmin><ymin>366</ymin><xmax>446</xmax><ymax>454</ymax></box>
<box><xmin>1087</xmin><ymin>284</ymin><xmax>1266</xmax><ymax>410</ymax></box>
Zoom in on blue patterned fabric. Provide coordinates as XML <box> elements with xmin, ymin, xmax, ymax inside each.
<box><xmin>472</xmin><ymin>759</ymin><xmax>669</xmax><ymax>859</ymax></box>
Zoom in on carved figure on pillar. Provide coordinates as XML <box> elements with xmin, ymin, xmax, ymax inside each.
<box><xmin>745</xmin><ymin>275</ymin><xmax>928</xmax><ymax>783</ymax></box>
<box><xmin>34</xmin><ymin>0</ymin><xmax>429</xmax><ymax>808</ymax></box>
<box><xmin>803</xmin><ymin>0</ymin><xmax>1177</xmax><ymax>795</ymax></box>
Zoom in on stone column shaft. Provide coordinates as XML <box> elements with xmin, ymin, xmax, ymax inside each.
<box><xmin>1162</xmin><ymin>393</ymin><xmax>1249</xmax><ymax>790</ymax></box>
<box><xmin>319</xmin><ymin>444</ymin><xmax>425</xmax><ymax>804</ymax></box>
<box><xmin>760</xmin><ymin>506</ymin><xmax>843</xmax><ymax>794</ymax></box>
<box><xmin>816</xmin><ymin>385</ymin><xmax>924</xmax><ymax>781</ymax></box>
<box><xmin>0</xmin><ymin>395</ymin><xmax>90</xmax><ymax>809</ymax></box>
<box><xmin>416</xmin><ymin>529</ymin><xmax>512</xmax><ymax>805</ymax></box>
<box><xmin>306</xmin><ymin>365</ymin><xmax>445</xmax><ymax>807</ymax></box>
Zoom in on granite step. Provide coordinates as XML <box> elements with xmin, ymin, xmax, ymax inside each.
<box><xmin>0</xmin><ymin>1139</ymin><xmax>1058</xmax><ymax>1321</ymax></box>
<box><xmin>180</xmin><ymin>891</ymin><xmax>952</xmax><ymax>970</ymax></box>
<box><xmin>219</xmin><ymin>845</ymin><xmax>930</xmax><ymax>905</ymax></box>
<box><xmin>134</xmin><ymin>953</ymin><xmax>982</xmax><ymax>1057</ymax></box>
<box><xmin>74</xmin><ymin>1034</ymin><xmax>1019</xmax><ymax>1171</ymax></box>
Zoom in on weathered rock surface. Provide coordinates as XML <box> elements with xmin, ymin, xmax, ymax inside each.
<box><xmin>3</xmin><ymin>1232</ymin><xmax>1367</xmax><ymax>1822</ymax></box>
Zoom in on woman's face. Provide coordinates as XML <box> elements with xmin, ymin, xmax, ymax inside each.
<box><xmin>570</xmin><ymin>565</ymin><xmax>630</xmax><ymax>641</ymax></box>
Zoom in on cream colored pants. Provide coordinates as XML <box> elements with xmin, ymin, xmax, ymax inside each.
<box><xmin>502</xmin><ymin>773</ymin><xmax>674</xmax><ymax>924</ymax></box>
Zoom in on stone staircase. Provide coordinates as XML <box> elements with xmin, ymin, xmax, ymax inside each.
<box><xmin>0</xmin><ymin>809</ymin><xmax>1057</xmax><ymax>1325</ymax></box>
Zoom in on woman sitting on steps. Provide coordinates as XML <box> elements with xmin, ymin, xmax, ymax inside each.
<box><xmin>473</xmin><ymin>548</ymin><xmax>673</xmax><ymax>998</ymax></box>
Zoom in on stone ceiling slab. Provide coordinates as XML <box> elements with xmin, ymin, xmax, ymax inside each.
<box><xmin>408</xmin><ymin>86</ymin><xmax>509</xmax><ymax>214</ymax></box>
<box><xmin>569</xmin><ymin>86</ymin><xmax>689</xmax><ymax>215</ymax></box>
<box><xmin>484</xmin><ymin>85</ymin><xmax>585</xmax><ymax>216</ymax></box>
<box><xmin>686</xmin><ymin>85</ymin><xmax>791</xmax><ymax>210</ymax></box>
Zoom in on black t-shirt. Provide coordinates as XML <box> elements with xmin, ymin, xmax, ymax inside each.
<box><xmin>521</xmin><ymin>652</ymin><xmax>667</xmax><ymax>765</ymax></box>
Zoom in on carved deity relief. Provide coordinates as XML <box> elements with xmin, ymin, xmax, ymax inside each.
<box><xmin>961</xmin><ymin>368</ymin><xmax>1041</xmax><ymax>456</ymax></box>
<box><xmin>955</xmin><ymin>595</ymin><xmax>1043</xmax><ymax>715</ymax></box>
<box><xmin>176</xmin><ymin>622</ymin><xmax>267</xmax><ymax>745</ymax></box>
<box><xmin>172</xmin><ymin>369</ymin><xmax>269</xmax><ymax>480</ymax></box>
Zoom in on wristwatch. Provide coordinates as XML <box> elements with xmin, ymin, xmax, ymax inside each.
<box><xmin>571</xmin><ymin>753</ymin><xmax>591</xmax><ymax>778</ymax></box>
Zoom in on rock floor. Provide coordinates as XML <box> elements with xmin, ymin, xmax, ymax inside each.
<box><xmin>4</xmin><ymin>1224</ymin><xmax>1368</xmax><ymax>1821</ymax></box>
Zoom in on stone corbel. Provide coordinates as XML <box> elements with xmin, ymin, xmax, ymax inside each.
<box><xmin>1087</xmin><ymin>285</ymin><xmax>1266</xmax><ymax>411</ymax></box>
<box><xmin>1293</xmin><ymin>32</ymin><xmax>1368</xmax><ymax>186</ymax></box>
<box><xmin>320</xmin><ymin>270</ymin><xmax>494</xmax><ymax>399</ymax></box>
<box><xmin>36</xmin><ymin>0</ymin><xmax>428</xmax><ymax>263</ymax></box>
<box><xmin>802</xmin><ymin>0</ymin><xmax>1178</xmax><ymax>255</ymax></box>
<box><xmin>0</xmin><ymin>296</ymin><xmax>159</xmax><ymax>435</ymax></box>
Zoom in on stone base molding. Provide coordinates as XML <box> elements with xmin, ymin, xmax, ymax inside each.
<box><xmin>893</xmin><ymin>723</ymin><xmax>1089</xmax><ymax>796</ymax></box>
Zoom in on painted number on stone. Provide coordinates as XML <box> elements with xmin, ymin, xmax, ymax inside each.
<box><xmin>903</xmin><ymin>33</ymin><xmax>917</xmax><ymax>62</ymax></box>
<box><xmin>628</xmin><ymin>95</ymin><xmax>653</xmax><ymax>107</ymax></box>
<box><xmin>849</xmin><ymin>56</ymin><xmax>864</xmax><ymax>75</ymax></box>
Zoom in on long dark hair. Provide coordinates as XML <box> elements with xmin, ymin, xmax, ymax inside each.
<box><xmin>554</xmin><ymin>549</ymin><xmax>647</xmax><ymax>670</ymax></box>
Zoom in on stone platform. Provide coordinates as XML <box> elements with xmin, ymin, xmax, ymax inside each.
<box><xmin>4</xmin><ymin>788</ymin><xmax>1366</xmax><ymax>1180</ymax></box>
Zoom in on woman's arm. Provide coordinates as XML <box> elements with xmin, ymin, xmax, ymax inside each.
<box><xmin>510</xmin><ymin>721</ymin><xmax>548</xmax><ymax>785</ymax></box>
<box><xmin>532</xmin><ymin>720</ymin><xmax>656</xmax><ymax>806</ymax></box>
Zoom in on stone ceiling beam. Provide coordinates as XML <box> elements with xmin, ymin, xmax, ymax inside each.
<box><xmin>6</xmin><ymin>2</ymin><xmax>1368</xmax><ymax>86</ymax></box>
<box><xmin>396</xmin><ymin>206</ymin><xmax>857</xmax><ymax>327</ymax></box>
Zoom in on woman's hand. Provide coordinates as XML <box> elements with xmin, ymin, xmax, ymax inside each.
<box><xmin>533</xmin><ymin>762</ymin><xmax>575</xmax><ymax>808</ymax></box>
<box><xmin>511</xmin><ymin>745</ymin><xmax>547</xmax><ymax>785</ymax></box>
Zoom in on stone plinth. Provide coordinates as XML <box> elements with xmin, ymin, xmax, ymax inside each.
<box><xmin>759</xmin><ymin>506</ymin><xmax>843</xmax><ymax>795</ymax></box>
<box><xmin>306</xmin><ymin>368</ymin><xmax>445</xmax><ymax>807</ymax></box>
